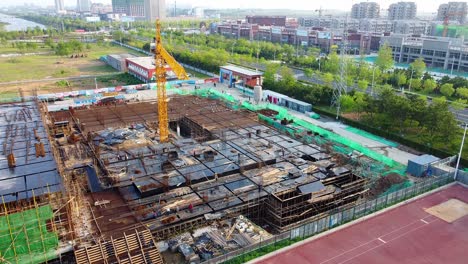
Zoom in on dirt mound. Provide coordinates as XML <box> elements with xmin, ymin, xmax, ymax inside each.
<box><xmin>257</xmin><ymin>109</ymin><xmax>278</xmax><ymax>117</ymax></box>
<box><xmin>370</xmin><ymin>173</ymin><xmax>406</xmax><ymax>197</ymax></box>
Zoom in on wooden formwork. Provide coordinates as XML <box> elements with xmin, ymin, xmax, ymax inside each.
<box><xmin>74</xmin><ymin>229</ymin><xmax>164</xmax><ymax>264</ymax></box>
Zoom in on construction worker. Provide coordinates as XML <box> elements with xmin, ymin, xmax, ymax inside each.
<box><xmin>188</xmin><ymin>203</ymin><xmax>193</xmax><ymax>213</ymax></box>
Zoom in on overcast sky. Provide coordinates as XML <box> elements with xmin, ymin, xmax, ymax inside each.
<box><xmin>0</xmin><ymin>0</ymin><xmax>454</xmax><ymax>12</ymax></box>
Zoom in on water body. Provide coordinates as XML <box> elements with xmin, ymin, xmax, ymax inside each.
<box><xmin>0</xmin><ymin>13</ymin><xmax>46</xmax><ymax>32</ymax></box>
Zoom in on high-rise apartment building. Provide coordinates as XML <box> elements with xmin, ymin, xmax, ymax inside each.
<box><xmin>351</xmin><ymin>2</ymin><xmax>380</xmax><ymax>19</ymax></box>
<box><xmin>111</xmin><ymin>0</ymin><xmax>164</xmax><ymax>20</ymax></box>
<box><xmin>54</xmin><ymin>0</ymin><xmax>65</xmax><ymax>13</ymax></box>
<box><xmin>437</xmin><ymin>2</ymin><xmax>467</xmax><ymax>24</ymax></box>
<box><xmin>112</xmin><ymin>0</ymin><xmax>129</xmax><ymax>14</ymax></box>
<box><xmin>388</xmin><ymin>2</ymin><xmax>417</xmax><ymax>20</ymax></box>
<box><xmin>76</xmin><ymin>0</ymin><xmax>91</xmax><ymax>12</ymax></box>
<box><xmin>145</xmin><ymin>0</ymin><xmax>166</xmax><ymax>22</ymax></box>
<box><xmin>128</xmin><ymin>0</ymin><xmax>145</xmax><ymax>17</ymax></box>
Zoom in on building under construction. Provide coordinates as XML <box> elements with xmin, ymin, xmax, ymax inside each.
<box><xmin>0</xmin><ymin>85</ymin><xmax>419</xmax><ymax>262</ymax></box>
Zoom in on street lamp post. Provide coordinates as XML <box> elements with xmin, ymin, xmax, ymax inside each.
<box><xmin>454</xmin><ymin>123</ymin><xmax>468</xmax><ymax>180</ymax></box>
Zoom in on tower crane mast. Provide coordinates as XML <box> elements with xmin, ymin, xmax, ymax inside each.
<box><xmin>154</xmin><ymin>19</ymin><xmax>189</xmax><ymax>143</ymax></box>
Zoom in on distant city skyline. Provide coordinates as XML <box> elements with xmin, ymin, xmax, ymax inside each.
<box><xmin>0</xmin><ymin>0</ymin><xmax>461</xmax><ymax>13</ymax></box>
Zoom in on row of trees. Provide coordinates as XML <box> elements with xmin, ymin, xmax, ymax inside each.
<box><xmin>54</xmin><ymin>40</ymin><xmax>91</xmax><ymax>56</ymax></box>
<box><xmin>340</xmin><ymin>88</ymin><xmax>460</xmax><ymax>152</ymax></box>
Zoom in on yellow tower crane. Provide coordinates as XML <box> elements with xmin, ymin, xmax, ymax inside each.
<box><xmin>154</xmin><ymin>19</ymin><xmax>189</xmax><ymax>142</ymax></box>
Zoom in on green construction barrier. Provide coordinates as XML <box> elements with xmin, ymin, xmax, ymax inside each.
<box><xmin>382</xmin><ymin>180</ymin><xmax>413</xmax><ymax>195</ymax></box>
<box><xmin>179</xmin><ymin>88</ymin><xmax>406</xmax><ymax>174</ymax></box>
<box><xmin>345</xmin><ymin>127</ymin><xmax>398</xmax><ymax>147</ymax></box>
<box><xmin>0</xmin><ymin>205</ymin><xmax>59</xmax><ymax>264</ymax></box>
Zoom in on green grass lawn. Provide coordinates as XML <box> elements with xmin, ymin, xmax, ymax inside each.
<box><xmin>0</xmin><ymin>43</ymin><xmax>138</xmax><ymax>82</ymax></box>
<box><xmin>185</xmin><ymin>68</ymin><xmax>212</xmax><ymax>79</ymax></box>
<box><xmin>0</xmin><ymin>45</ymin><xmax>53</xmax><ymax>54</ymax></box>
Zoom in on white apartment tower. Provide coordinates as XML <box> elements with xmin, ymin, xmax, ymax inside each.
<box><xmin>388</xmin><ymin>2</ymin><xmax>417</xmax><ymax>20</ymax></box>
<box><xmin>145</xmin><ymin>0</ymin><xmax>166</xmax><ymax>22</ymax></box>
<box><xmin>54</xmin><ymin>0</ymin><xmax>65</xmax><ymax>13</ymax></box>
<box><xmin>351</xmin><ymin>2</ymin><xmax>380</xmax><ymax>19</ymax></box>
<box><xmin>77</xmin><ymin>0</ymin><xmax>91</xmax><ymax>13</ymax></box>
<box><xmin>437</xmin><ymin>2</ymin><xmax>467</xmax><ymax>24</ymax></box>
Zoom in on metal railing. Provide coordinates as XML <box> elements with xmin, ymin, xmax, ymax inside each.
<box><xmin>202</xmin><ymin>174</ymin><xmax>454</xmax><ymax>264</ymax></box>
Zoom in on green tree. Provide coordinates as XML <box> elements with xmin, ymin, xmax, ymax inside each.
<box><xmin>45</xmin><ymin>38</ymin><xmax>54</xmax><ymax>48</ymax></box>
<box><xmin>353</xmin><ymin>92</ymin><xmax>367</xmax><ymax>118</ymax></box>
<box><xmin>357</xmin><ymin>80</ymin><xmax>368</xmax><ymax>91</ymax></box>
<box><xmin>409</xmin><ymin>78</ymin><xmax>422</xmax><ymax>91</ymax></box>
<box><xmin>423</xmin><ymin>79</ymin><xmax>437</xmax><ymax>93</ymax></box>
<box><xmin>68</xmin><ymin>40</ymin><xmax>83</xmax><ymax>53</ymax></box>
<box><xmin>263</xmin><ymin>63</ymin><xmax>280</xmax><ymax>84</ymax></box>
<box><xmin>279</xmin><ymin>65</ymin><xmax>295</xmax><ymax>87</ymax></box>
<box><xmin>322</xmin><ymin>72</ymin><xmax>334</xmax><ymax>86</ymax></box>
<box><xmin>304</xmin><ymin>68</ymin><xmax>313</xmax><ymax>78</ymax></box>
<box><xmin>456</xmin><ymin>87</ymin><xmax>468</xmax><ymax>99</ymax></box>
<box><xmin>323</xmin><ymin>50</ymin><xmax>339</xmax><ymax>74</ymax></box>
<box><xmin>16</xmin><ymin>42</ymin><xmax>26</xmax><ymax>53</ymax></box>
<box><xmin>409</xmin><ymin>57</ymin><xmax>426</xmax><ymax>79</ymax></box>
<box><xmin>26</xmin><ymin>42</ymin><xmax>38</xmax><ymax>51</ymax></box>
<box><xmin>55</xmin><ymin>42</ymin><xmax>71</xmax><ymax>56</ymax></box>
<box><xmin>440</xmin><ymin>83</ymin><xmax>455</xmax><ymax>97</ymax></box>
<box><xmin>340</xmin><ymin>94</ymin><xmax>355</xmax><ymax>112</ymax></box>
<box><xmin>375</xmin><ymin>43</ymin><xmax>394</xmax><ymax>71</ymax></box>
<box><xmin>396</xmin><ymin>73</ymin><xmax>407</xmax><ymax>88</ymax></box>
<box><xmin>86</xmin><ymin>43</ymin><xmax>91</xmax><ymax>50</ymax></box>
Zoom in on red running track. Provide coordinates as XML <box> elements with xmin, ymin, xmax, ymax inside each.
<box><xmin>256</xmin><ymin>184</ymin><xmax>468</xmax><ymax>264</ymax></box>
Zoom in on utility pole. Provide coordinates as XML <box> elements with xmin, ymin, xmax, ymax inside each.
<box><xmin>331</xmin><ymin>14</ymin><xmax>348</xmax><ymax>120</ymax></box>
<box><xmin>454</xmin><ymin>123</ymin><xmax>468</xmax><ymax>180</ymax></box>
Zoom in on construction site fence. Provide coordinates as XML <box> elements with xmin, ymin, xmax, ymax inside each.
<box><xmin>201</xmin><ymin>174</ymin><xmax>454</xmax><ymax>264</ymax></box>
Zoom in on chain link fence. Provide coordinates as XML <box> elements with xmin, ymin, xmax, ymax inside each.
<box><xmin>201</xmin><ymin>174</ymin><xmax>454</xmax><ymax>264</ymax></box>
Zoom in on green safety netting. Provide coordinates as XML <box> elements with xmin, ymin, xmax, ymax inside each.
<box><xmin>382</xmin><ymin>180</ymin><xmax>413</xmax><ymax>196</ymax></box>
<box><xmin>0</xmin><ymin>205</ymin><xmax>58</xmax><ymax>264</ymax></box>
<box><xmin>178</xmin><ymin>88</ymin><xmax>407</xmax><ymax>178</ymax></box>
<box><xmin>345</xmin><ymin>127</ymin><xmax>398</xmax><ymax>148</ymax></box>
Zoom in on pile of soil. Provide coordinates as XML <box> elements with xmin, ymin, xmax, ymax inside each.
<box><xmin>257</xmin><ymin>109</ymin><xmax>278</xmax><ymax>117</ymax></box>
<box><xmin>369</xmin><ymin>173</ymin><xmax>406</xmax><ymax>198</ymax></box>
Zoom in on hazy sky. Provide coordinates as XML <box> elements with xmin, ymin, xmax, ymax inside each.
<box><xmin>0</xmin><ymin>0</ymin><xmax>456</xmax><ymax>12</ymax></box>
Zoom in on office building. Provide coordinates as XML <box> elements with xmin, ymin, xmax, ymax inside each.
<box><xmin>351</xmin><ymin>2</ymin><xmax>380</xmax><ymax>19</ymax></box>
<box><xmin>381</xmin><ymin>34</ymin><xmax>468</xmax><ymax>72</ymax></box>
<box><xmin>76</xmin><ymin>0</ymin><xmax>91</xmax><ymax>12</ymax></box>
<box><xmin>145</xmin><ymin>0</ymin><xmax>166</xmax><ymax>21</ymax></box>
<box><xmin>437</xmin><ymin>2</ymin><xmax>467</xmax><ymax>24</ymax></box>
<box><xmin>392</xmin><ymin>20</ymin><xmax>430</xmax><ymax>35</ymax></box>
<box><xmin>358</xmin><ymin>20</ymin><xmax>393</xmax><ymax>33</ymax></box>
<box><xmin>388</xmin><ymin>2</ymin><xmax>417</xmax><ymax>20</ymax></box>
